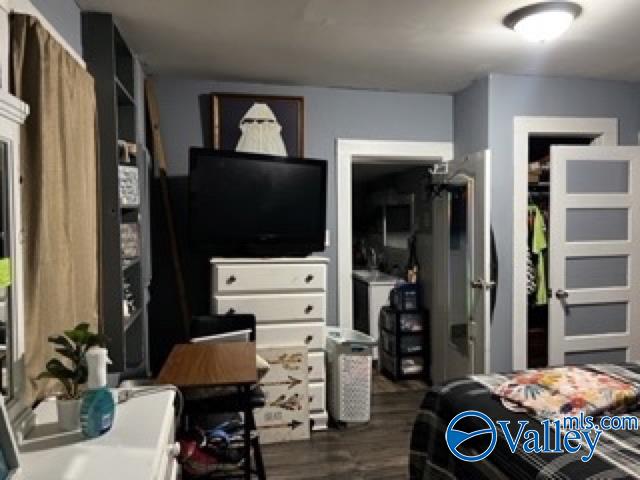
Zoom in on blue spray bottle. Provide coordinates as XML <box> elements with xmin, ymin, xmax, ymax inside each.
<box><xmin>80</xmin><ymin>346</ymin><xmax>116</xmax><ymax>438</ymax></box>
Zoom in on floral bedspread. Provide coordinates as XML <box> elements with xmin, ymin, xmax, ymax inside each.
<box><xmin>490</xmin><ymin>365</ymin><xmax>640</xmax><ymax>419</ymax></box>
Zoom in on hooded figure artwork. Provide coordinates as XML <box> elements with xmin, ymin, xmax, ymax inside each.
<box><xmin>235</xmin><ymin>102</ymin><xmax>288</xmax><ymax>156</ymax></box>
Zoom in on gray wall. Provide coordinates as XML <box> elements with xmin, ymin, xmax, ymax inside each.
<box><xmin>153</xmin><ymin>76</ymin><xmax>453</xmax><ymax>325</ymax></box>
<box><xmin>29</xmin><ymin>0</ymin><xmax>82</xmax><ymax>56</ymax></box>
<box><xmin>487</xmin><ymin>73</ymin><xmax>640</xmax><ymax>372</ymax></box>
<box><xmin>454</xmin><ymin>76</ymin><xmax>489</xmax><ymax>157</ymax></box>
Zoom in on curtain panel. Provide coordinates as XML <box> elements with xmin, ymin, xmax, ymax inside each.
<box><xmin>10</xmin><ymin>14</ymin><xmax>99</xmax><ymax>403</ymax></box>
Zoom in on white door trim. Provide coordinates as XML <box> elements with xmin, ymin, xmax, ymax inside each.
<box><xmin>336</xmin><ymin>139</ymin><xmax>453</xmax><ymax>330</ymax></box>
<box><xmin>512</xmin><ymin>116</ymin><xmax>618</xmax><ymax>371</ymax></box>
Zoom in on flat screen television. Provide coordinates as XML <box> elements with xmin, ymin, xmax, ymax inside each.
<box><xmin>188</xmin><ymin>149</ymin><xmax>327</xmax><ymax>257</ymax></box>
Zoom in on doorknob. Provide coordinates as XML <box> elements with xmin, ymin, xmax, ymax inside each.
<box><xmin>555</xmin><ymin>289</ymin><xmax>569</xmax><ymax>300</ymax></box>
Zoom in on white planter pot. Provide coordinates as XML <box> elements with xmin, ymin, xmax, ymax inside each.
<box><xmin>57</xmin><ymin>398</ymin><xmax>81</xmax><ymax>431</ymax></box>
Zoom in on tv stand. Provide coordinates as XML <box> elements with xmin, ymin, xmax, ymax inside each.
<box><xmin>210</xmin><ymin>256</ymin><xmax>329</xmax><ymax>431</ymax></box>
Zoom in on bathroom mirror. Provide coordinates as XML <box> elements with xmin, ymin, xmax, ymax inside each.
<box><xmin>382</xmin><ymin>193</ymin><xmax>415</xmax><ymax>249</ymax></box>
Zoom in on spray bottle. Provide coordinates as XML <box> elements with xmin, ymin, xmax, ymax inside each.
<box><xmin>80</xmin><ymin>346</ymin><xmax>116</xmax><ymax>438</ymax></box>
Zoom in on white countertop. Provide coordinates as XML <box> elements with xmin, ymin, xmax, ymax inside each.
<box><xmin>352</xmin><ymin>269</ymin><xmax>402</xmax><ymax>286</ymax></box>
<box><xmin>19</xmin><ymin>389</ymin><xmax>176</xmax><ymax>480</ymax></box>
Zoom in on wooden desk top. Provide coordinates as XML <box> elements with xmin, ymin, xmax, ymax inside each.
<box><xmin>156</xmin><ymin>342</ymin><xmax>257</xmax><ymax>388</ymax></box>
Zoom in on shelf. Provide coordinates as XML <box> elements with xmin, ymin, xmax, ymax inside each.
<box><xmin>84</xmin><ymin>12</ymin><xmax>146</xmax><ymax>375</ymax></box>
<box><xmin>528</xmin><ymin>182</ymin><xmax>550</xmax><ymax>189</ymax></box>
<box><xmin>115</xmin><ymin>77</ymin><xmax>135</xmax><ymax>107</ymax></box>
<box><xmin>122</xmin><ymin>257</ymin><xmax>140</xmax><ymax>270</ymax></box>
<box><xmin>121</xmin><ymin>360</ymin><xmax>147</xmax><ymax>379</ymax></box>
<box><xmin>123</xmin><ymin>308</ymin><xmax>142</xmax><ymax>331</ymax></box>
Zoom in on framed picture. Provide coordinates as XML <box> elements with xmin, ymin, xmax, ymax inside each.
<box><xmin>211</xmin><ymin>93</ymin><xmax>304</xmax><ymax>157</ymax></box>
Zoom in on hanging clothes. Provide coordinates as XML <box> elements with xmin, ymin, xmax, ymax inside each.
<box><xmin>528</xmin><ymin>205</ymin><xmax>548</xmax><ymax>305</ymax></box>
<box><xmin>526</xmin><ymin>247</ymin><xmax>536</xmax><ymax>295</ymax></box>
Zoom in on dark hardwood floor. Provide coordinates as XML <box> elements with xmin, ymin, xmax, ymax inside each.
<box><xmin>262</xmin><ymin>388</ymin><xmax>426</xmax><ymax>479</ymax></box>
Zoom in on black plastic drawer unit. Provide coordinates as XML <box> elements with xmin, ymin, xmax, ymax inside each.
<box><xmin>380</xmin><ymin>329</ymin><xmax>423</xmax><ymax>356</ymax></box>
<box><xmin>378</xmin><ymin>306</ymin><xmax>429</xmax><ymax>381</ymax></box>
<box><xmin>379</xmin><ymin>307</ymin><xmax>423</xmax><ymax>334</ymax></box>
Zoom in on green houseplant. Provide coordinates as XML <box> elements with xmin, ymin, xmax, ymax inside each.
<box><xmin>38</xmin><ymin>323</ymin><xmax>107</xmax><ymax>430</ymax></box>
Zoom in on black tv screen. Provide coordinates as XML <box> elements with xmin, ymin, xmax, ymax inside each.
<box><xmin>188</xmin><ymin>149</ymin><xmax>327</xmax><ymax>257</ymax></box>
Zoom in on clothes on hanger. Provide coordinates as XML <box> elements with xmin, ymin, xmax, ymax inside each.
<box><xmin>528</xmin><ymin>204</ymin><xmax>548</xmax><ymax>305</ymax></box>
<box><xmin>526</xmin><ymin>247</ymin><xmax>536</xmax><ymax>295</ymax></box>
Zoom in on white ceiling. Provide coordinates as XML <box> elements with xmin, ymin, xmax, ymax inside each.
<box><xmin>76</xmin><ymin>0</ymin><xmax>640</xmax><ymax>93</ymax></box>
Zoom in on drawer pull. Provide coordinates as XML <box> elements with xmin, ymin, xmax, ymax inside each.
<box><xmin>226</xmin><ymin>275</ymin><xmax>237</xmax><ymax>285</ymax></box>
<box><xmin>305</xmin><ymin>274</ymin><xmax>314</xmax><ymax>283</ymax></box>
<box><xmin>308</xmin><ymin>366</ymin><xmax>313</xmax><ymax>373</ymax></box>
<box><xmin>304</xmin><ymin>305</ymin><xmax>314</xmax><ymax>314</ymax></box>
<box><xmin>226</xmin><ymin>308</ymin><xmax>236</xmax><ymax>315</ymax></box>
<box><xmin>305</xmin><ymin>335</ymin><xmax>313</xmax><ymax>345</ymax></box>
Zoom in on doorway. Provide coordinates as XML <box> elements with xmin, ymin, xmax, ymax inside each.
<box><xmin>335</xmin><ymin>139</ymin><xmax>453</xmax><ymax>332</ymax></box>
<box><xmin>512</xmin><ymin>117</ymin><xmax>619</xmax><ymax>370</ymax></box>
<box><xmin>351</xmin><ymin>162</ymin><xmax>427</xmax><ymax>362</ymax></box>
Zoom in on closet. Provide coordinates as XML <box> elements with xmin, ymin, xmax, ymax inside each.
<box><xmin>526</xmin><ymin>135</ymin><xmax>592</xmax><ymax>368</ymax></box>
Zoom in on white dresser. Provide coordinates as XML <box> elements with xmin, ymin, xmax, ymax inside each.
<box><xmin>19</xmin><ymin>389</ymin><xmax>177</xmax><ymax>479</ymax></box>
<box><xmin>210</xmin><ymin>257</ymin><xmax>329</xmax><ymax>430</ymax></box>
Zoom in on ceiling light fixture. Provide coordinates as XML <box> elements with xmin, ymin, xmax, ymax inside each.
<box><xmin>504</xmin><ymin>2</ymin><xmax>582</xmax><ymax>43</ymax></box>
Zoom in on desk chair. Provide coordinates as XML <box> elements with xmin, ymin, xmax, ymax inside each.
<box><xmin>184</xmin><ymin>314</ymin><xmax>266</xmax><ymax>480</ymax></box>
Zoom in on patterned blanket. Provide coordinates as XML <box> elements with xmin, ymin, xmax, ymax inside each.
<box><xmin>491</xmin><ymin>365</ymin><xmax>640</xmax><ymax>419</ymax></box>
<box><xmin>410</xmin><ymin>363</ymin><xmax>640</xmax><ymax>479</ymax></box>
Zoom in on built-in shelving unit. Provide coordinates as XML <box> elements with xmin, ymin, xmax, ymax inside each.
<box><xmin>82</xmin><ymin>12</ymin><xmax>149</xmax><ymax>377</ymax></box>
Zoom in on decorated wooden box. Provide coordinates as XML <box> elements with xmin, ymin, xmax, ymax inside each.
<box><xmin>256</xmin><ymin>346</ymin><xmax>310</xmax><ymax>444</ymax></box>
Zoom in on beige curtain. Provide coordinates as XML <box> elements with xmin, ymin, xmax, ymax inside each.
<box><xmin>10</xmin><ymin>14</ymin><xmax>99</xmax><ymax>403</ymax></box>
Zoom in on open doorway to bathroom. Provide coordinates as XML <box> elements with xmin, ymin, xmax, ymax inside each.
<box><xmin>351</xmin><ymin>162</ymin><xmax>426</xmax><ymax>334</ymax></box>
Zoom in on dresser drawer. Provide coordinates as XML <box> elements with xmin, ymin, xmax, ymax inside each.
<box><xmin>308</xmin><ymin>352</ymin><xmax>326</xmax><ymax>382</ymax></box>
<box><xmin>213</xmin><ymin>293</ymin><xmax>325</xmax><ymax>323</ymax></box>
<box><xmin>257</xmin><ymin>322</ymin><xmax>325</xmax><ymax>350</ymax></box>
<box><xmin>309</xmin><ymin>381</ymin><xmax>326</xmax><ymax>412</ymax></box>
<box><xmin>213</xmin><ymin>263</ymin><xmax>326</xmax><ymax>293</ymax></box>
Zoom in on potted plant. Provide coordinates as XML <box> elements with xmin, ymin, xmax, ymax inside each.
<box><xmin>37</xmin><ymin>323</ymin><xmax>107</xmax><ymax>431</ymax></box>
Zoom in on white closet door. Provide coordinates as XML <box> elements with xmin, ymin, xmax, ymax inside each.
<box><xmin>549</xmin><ymin>146</ymin><xmax>640</xmax><ymax>366</ymax></box>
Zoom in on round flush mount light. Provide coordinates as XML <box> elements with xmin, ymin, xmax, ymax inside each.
<box><xmin>504</xmin><ymin>2</ymin><xmax>582</xmax><ymax>43</ymax></box>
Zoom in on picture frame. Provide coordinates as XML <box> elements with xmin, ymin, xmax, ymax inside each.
<box><xmin>211</xmin><ymin>93</ymin><xmax>304</xmax><ymax>157</ymax></box>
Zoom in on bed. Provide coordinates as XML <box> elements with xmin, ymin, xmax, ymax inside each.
<box><xmin>409</xmin><ymin>363</ymin><xmax>640</xmax><ymax>479</ymax></box>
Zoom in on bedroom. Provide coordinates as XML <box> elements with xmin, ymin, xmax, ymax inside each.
<box><xmin>0</xmin><ymin>0</ymin><xmax>639</xmax><ymax>479</ymax></box>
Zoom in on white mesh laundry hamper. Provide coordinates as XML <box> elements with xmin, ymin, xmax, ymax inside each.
<box><xmin>326</xmin><ymin>327</ymin><xmax>377</xmax><ymax>423</ymax></box>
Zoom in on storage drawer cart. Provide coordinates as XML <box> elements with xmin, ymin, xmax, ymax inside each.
<box><xmin>379</xmin><ymin>306</ymin><xmax>429</xmax><ymax>381</ymax></box>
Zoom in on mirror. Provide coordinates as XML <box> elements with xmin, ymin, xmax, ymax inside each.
<box><xmin>448</xmin><ymin>183</ymin><xmax>471</xmax><ymax>353</ymax></box>
<box><xmin>0</xmin><ymin>142</ymin><xmax>11</xmax><ymax>399</ymax></box>
<box><xmin>382</xmin><ymin>193</ymin><xmax>414</xmax><ymax>248</ymax></box>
